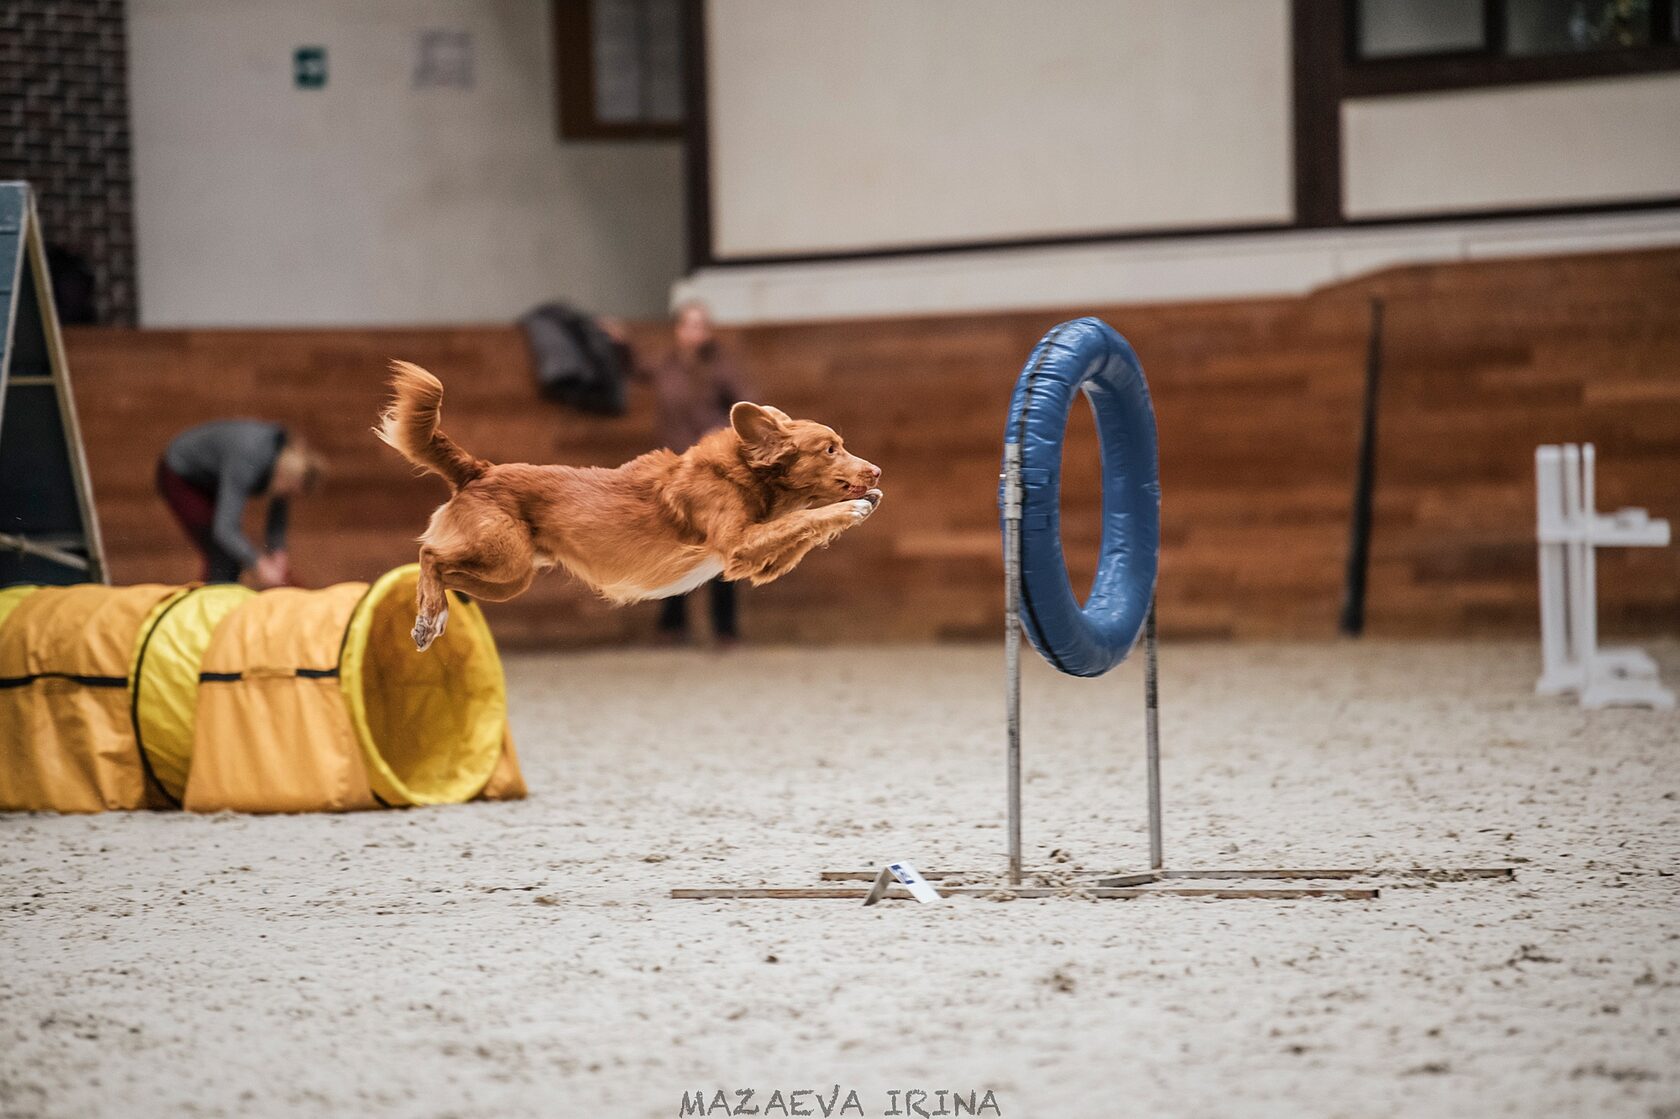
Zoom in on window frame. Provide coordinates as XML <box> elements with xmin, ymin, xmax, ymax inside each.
<box><xmin>553</xmin><ymin>0</ymin><xmax>687</xmax><ymax>142</ymax></box>
<box><xmin>1342</xmin><ymin>0</ymin><xmax>1680</xmax><ymax>96</ymax></box>
<box><xmin>1292</xmin><ymin>0</ymin><xmax>1680</xmax><ymax>229</ymax></box>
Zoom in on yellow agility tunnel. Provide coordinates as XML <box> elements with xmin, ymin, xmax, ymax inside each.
<box><xmin>0</xmin><ymin>566</ymin><xmax>525</xmax><ymax>814</ymax></box>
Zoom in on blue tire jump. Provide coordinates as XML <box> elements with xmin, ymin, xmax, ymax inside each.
<box><xmin>1002</xmin><ymin>318</ymin><xmax>1161</xmax><ymax>678</ymax></box>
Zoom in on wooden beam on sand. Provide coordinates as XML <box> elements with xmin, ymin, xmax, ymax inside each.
<box><xmin>818</xmin><ymin>867</ymin><xmax>1515</xmax><ymax>887</ymax></box>
<box><xmin>819</xmin><ymin>869</ymin><xmax>1156</xmax><ymax>886</ymax></box>
<box><xmin>1145</xmin><ymin>867</ymin><xmax>1515</xmax><ymax>882</ymax></box>
<box><xmin>669</xmin><ymin>885</ymin><xmax>1379</xmax><ymax>901</ymax></box>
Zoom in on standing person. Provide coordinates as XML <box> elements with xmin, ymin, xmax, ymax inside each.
<box><xmin>645</xmin><ymin>300</ymin><xmax>752</xmax><ymax>645</ymax></box>
<box><xmin>156</xmin><ymin>420</ymin><xmax>324</xmax><ymax>586</ymax></box>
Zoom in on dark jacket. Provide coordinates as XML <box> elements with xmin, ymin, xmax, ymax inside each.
<box><xmin>519</xmin><ymin>302</ymin><xmax>629</xmax><ymax>415</ymax></box>
<box><xmin>163</xmin><ymin>420</ymin><xmax>288</xmax><ymax>568</ymax></box>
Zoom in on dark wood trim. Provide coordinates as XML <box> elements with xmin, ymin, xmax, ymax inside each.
<box><xmin>1344</xmin><ymin>40</ymin><xmax>1680</xmax><ymax>96</ymax></box>
<box><xmin>696</xmin><ymin>221</ymin><xmax>1297</xmax><ymax>270</ymax></box>
<box><xmin>691</xmin><ymin>197</ymin><xmax>1680</xmax><ymax>270</ymax></box>
<box><xmin>553</xmin><ymin>0</ymin><xmax>685</xmax><ymax>142</ymax></box>
<box><xmin>1293</xmin><ymin>0</ymin><xmax>1345</xmax><ymax>228</ymax></box>
<box><xmin>1338</xmin><ymin>194</ymin><xmax>1680</xmax><ymax>229</ymax></box>
<box><xmin>682</xmin><ymin>0</ymin><xmax>713</xmax><ymax>270</ymax></box>
<box><xmin>554</xmin><ymin>0</ymin><xmax>593</xmax><ymax>138</ymax></box>
<box><xmin>1658</xmin><ymin>0</ymin><xmax>1679</xmax><ymax>43</ymax></box>
<box><xmin>1483</xmin><ymin>0</ymin><xmax>1509</xmax><ymax>58</ymax></box>
<box><xmin>1340</xmin><ymin>0</ymin><xmax>1680</xmax><ymax>97</ymax></box>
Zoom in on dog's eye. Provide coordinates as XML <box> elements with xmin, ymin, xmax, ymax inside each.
<box><xmin>826</xmin><ymin>444</ymin><xmax>837</xmax><ymax>455</ymax></box>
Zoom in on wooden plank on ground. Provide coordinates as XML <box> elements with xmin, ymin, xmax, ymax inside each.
<box><xmin>1152</xmin><ymin>867</ymin><xmax>1515</xmax><ymax>881</ymax></box>
<box><xmin>670</xmin><ymin>886</ymin><xmax>1379</xmax><ymax>901</ymax></box>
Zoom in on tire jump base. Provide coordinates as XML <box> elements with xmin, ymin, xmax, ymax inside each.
<box><xmin>674</xmin><ymin>317</ymin><xmax>1515</xmax><ymax>903</ymax></box>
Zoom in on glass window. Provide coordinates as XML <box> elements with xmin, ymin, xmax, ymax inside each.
<box><xmin>590</xmin><ymin>0</ymin><xmax>684</xmax><ymax>126</ymax></box>
<box><xmin>1357</xmin><ymin>0</ymin><xmax>1486</xmax><ymax>58</ymax></box>
<box><xmin>1506</xmin><ymin>0</ymin><xmax>1655</xmax><ymax>54</ymax></box>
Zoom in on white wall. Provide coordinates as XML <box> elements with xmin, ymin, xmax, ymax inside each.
<box><xmin>127</xmin><ymin>0</ymin><xmax>684</xmax><ymax>326</ymax></box>
<box><xmin>704</xmin><ymin>0</ymin><xmax>1293</xmax><ymax>259</ymax></box>
<box><xmin>1343</xmin><ymin>74</ymin><xmax>1680</xmax><ymax>218</ymax></box>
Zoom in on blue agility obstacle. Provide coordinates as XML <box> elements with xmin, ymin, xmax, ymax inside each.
<box><xmin>661</xmin><ymin>318</ymin><xmax>1514</xmax><ymax>901</ymax></box>
<box><xmin>992</xmin><ymin>320</ymin><xmax>1511</xmax><ymax>896</ymax></box>
<box><xmin>1001</xmin><ymin>317</ymin><xmax>1161</xmax><ymax>678</ymax></box>
<box><xmin>999</xmin><ymin>316</ymin><xmax>1164</xmax><ymax>882</ymax></box>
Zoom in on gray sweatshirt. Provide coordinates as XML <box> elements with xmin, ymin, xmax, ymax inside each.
<box><xmin>163</xmin><ymin>420</ymin><xmax>289</xmax><ymax>569</ymax></box>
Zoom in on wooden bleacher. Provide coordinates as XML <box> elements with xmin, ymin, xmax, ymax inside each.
<box><xmin>61</xmin><ymin>247</ymin><xmax>1680</xmax><ymax>644</ymax></box>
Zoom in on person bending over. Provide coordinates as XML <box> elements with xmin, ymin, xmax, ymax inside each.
<box><xmin>156</xmin><ymin>420</ymin><xmax>324</xmax><ymax>586</ymax></box>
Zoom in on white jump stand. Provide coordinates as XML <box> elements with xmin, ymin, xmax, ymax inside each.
<box><xmin>1535</xmin><ymin>443</ymin><xmax>1673</xmax><ymax>710</ymax></box>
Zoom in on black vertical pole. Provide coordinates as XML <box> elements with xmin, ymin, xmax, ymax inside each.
<box><xmin>1340</xmin><ymin>297</ymin><xmax>1384</xmax><ymax>637</ymax></box>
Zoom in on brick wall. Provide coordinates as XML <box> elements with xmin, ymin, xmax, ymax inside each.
<box><xmin>0</xmin><ymin>0</ymin><xmax>138</xmax><ymax>325</ymax></box>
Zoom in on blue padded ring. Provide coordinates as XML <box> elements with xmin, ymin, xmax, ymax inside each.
<box><xmin>1001</xmin><ymin>318</ymin><xmax>1161</xmax><ymax>677</ymax></box>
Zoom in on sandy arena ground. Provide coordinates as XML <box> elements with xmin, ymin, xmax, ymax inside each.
<box><xmin>3</xmin><ymin>641</ymin><xmax>1678</xmax><ymax>1119</ymax></box>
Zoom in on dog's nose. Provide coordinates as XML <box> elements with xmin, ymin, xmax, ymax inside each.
<box><xmin>864</xmin><ymin>463</ymin><xmax>882</xmax><ymax>483</ymax></box>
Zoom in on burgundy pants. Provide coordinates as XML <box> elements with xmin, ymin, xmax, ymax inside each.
<box><xmin>156</xmin><ymin>460</ymin><xmax>242</xmax><ymax>582</ymax></box>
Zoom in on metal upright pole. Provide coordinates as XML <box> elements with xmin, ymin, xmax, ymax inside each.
<box><xmin>1579</xmin><ymin>443</ymin><xmax>1599</xmax><ymax>681</ymax></box>
<box><xmin>1003</xmin><ymin>444</ymin><xmax>1024</xmax><ymax>886</ymax></box>
<box><xmin>1562</xmin><ymin>445</ymin><xmax>1585</xmax><ymax>676</ymax></box>
<box><xmin>1144</xmin><ymin>597</ymin><xmax>1162</xmax><ymax>871</ymax></box>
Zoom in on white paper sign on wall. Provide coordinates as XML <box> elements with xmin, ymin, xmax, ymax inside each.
<box><xmin>415</xmin><ymin>30</ymin><xmax>473</xmax><ymax>89</ymax></box>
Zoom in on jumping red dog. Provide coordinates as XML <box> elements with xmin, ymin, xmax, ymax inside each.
<box><xmin>376</xmin><ymin>361</ymin><xmax>882</xmax><ymax>649</ymax></box>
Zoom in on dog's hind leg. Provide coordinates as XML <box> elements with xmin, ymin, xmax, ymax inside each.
<box><xmin>414</xmin><ymin>545</ymin><xmax>452</xmax><ymax>651</ymax></box>
<box><xmin>413</xmin><ymin>512</ymin><xmax>537</xmax><ymax>649</ymax></box>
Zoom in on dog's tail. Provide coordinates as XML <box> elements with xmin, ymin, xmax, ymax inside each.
<box><xmin>375</xmin><ymin>361</ymin><xmax>489</xmax><ymax>489</ymax></box>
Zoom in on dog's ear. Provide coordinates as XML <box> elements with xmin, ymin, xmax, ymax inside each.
<box><xmin>731</xmin><ymin>402</ymin><xmax>794</xmax><ymax>468</ymax></box>
<box><xmin>731</xmin><ymin>401</ymin><xmax>782</xmax><ymax>443</ymax></box>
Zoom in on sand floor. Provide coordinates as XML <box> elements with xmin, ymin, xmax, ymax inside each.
<box><xmin>3</xmin><ymin>641</ymin><xmax>1678</xmax><ymax>1119</ymax></box>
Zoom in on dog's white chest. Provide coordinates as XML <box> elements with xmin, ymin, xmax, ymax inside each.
<box><xmin>641</xmin><ymin>557</ymin><xmax>724</xmax><ymax>600</ymax></box>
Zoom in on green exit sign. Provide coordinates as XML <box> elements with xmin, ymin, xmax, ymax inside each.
<box><xmin>294</xmin><ymin>46</ymin><xmax>327</xmax><ymax>89</ymax></box>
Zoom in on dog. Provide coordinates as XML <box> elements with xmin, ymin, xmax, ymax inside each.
<box><xmin>376</xmin><ymin>361</ymin><xmax>883</xmax><ymax>650</ymax></box>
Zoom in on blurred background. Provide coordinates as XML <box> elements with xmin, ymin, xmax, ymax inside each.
<box><xmin>4</xmin><ymin>0</ymin><xmax>1677</xmax><ymax>647</ymax></box>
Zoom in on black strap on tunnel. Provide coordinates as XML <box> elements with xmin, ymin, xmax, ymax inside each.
<box><xmin>128</xmin><ymin>590</ymin><xmax>193</xmax><ymax>808</ymax></box>
<box><xmin>2</xmin><ymin>670</ymin><xmax>171</xmax><ymax>807</ymax></box>
<box><xmin>335</xmin><ymin>579</ymin><xmax>394</xmax><ymax>808</ymax></box>
<box><xmin>0</xmin><ymin>672</ymin><xmax>128</xmax><ymax>689</ymax></box>
<box><xmin>197</xmin><ymin>667</ymin><xmax>340</xmax><ymax>682</ymax></box>
<box><xmin>194</xmin><ymin>578</ymin><xmax>376</xmax><ymax>687</ymax></box>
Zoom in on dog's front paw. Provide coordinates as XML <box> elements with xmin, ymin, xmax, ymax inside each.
<box><xmin>846</xmin><ymin>497</ymin><xmax>876</xmax><ymax>523</ymax></box>
<box><xmin>862</xmin><ymin>487</ymin><xmax>883</xmax><ymax>508</ymax></box>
